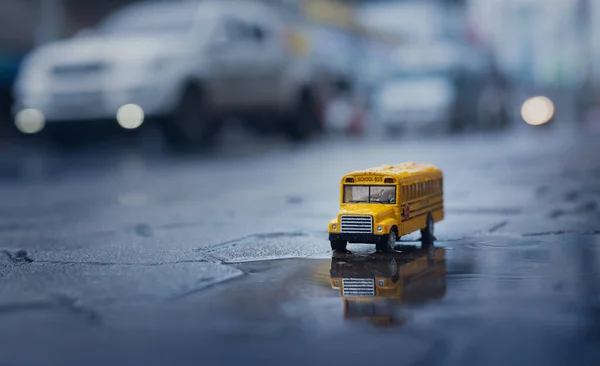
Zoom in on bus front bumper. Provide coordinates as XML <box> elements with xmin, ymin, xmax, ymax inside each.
<box><xmin>329</xmin><ymin>233</ymin><xmax>386</xmax><ymax>244</ymax></box>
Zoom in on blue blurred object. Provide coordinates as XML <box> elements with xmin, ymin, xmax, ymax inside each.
<box><xmin>0</xmin><ymin>53</ymin><xmax>23</xmax><ymax>87</ymax></box>
<box><xmin>0</xmin><ymin>53</ymin><xmax>24</xmax><ymax>130</ymax></box>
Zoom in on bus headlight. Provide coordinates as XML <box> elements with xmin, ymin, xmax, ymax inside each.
<box><xmin>332</xmin><ymin>224</ymin><xmax>337</xmax><ymax>231</ymax></box>
<box><xmin>377</xmin><ymin>226</ymin><xmax>383</xmax><ymax>232</ymax></box>
<box><xmin>378</xmin><ymin>279</ymin><xmax>385</xmax><ymax>286</ymax></box>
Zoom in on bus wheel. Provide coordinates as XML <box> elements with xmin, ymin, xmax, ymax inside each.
<box><xmin>330</xmin><ymin>240</ymin><xmax>347</xmax><ymax>251</ymax></box>
<box><xmin>377</xmin><ymin>229</ymin><xmax>397</xmax><ymax>252</ymax></box>
<box><xmin>421</xmin><ymin>214</ymin><xmax>435</xmax><ymax>245</ymax></box>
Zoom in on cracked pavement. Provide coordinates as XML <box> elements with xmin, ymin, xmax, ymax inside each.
<box><xmin>0</xmin><ymin>129</ymin><xmax>599</xmax><ymax>366</ymax></box>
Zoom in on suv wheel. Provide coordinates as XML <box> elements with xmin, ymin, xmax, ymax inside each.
<box><xmin>163</xmin><ymin>85</ymin><xmax>219</xmax><ymax>148</ymax></box>
<box><xmin>282</xmin><ymin>89</ymin><xmax>321</xmax><ymax>142</ymax></box>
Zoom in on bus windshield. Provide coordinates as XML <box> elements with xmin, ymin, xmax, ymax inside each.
<box><xmin>344</xmin><ymin>185</ymin><xmax>396</xmax><ymax>204</ymax></box>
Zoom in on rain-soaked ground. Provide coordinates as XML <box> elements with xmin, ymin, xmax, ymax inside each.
<box><xmin>0</xmin><ymin>126</ymin><xmax>599</xmax><ymax>366</ymax></box>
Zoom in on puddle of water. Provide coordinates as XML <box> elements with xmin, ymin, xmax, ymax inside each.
<box><xmin>464</xmin><ymin>237</ymin><xmax>547</xmax><ymax>249</ymax></box>
<box><xmin>3</xmin><ymin>234</ymin><xmax>599</xmax><ymax>366</ymax></box>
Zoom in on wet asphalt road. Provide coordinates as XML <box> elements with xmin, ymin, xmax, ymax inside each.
<box><xmin>0</xmin><ymin>127</ymin><xmax>599</xmax><ymax>366</ymax></box>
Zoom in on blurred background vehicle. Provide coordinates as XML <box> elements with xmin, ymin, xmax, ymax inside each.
<box><xmin>2</xmin><ymin>0</ymin><xmax>600</xmax><ymax>147</ymax></box>
<box><xmin>367</xmin><ymin>1</ymin><xmax>510</xmax><ymax>136</ymax></box>
<box><xmin>375</xmin><ymin>42</ymin><xmax>509</xmax><ymax>136</ymax></box>
<box><xmin>12</xmin><ymin>0</ymin><xmax>340</xmax><ymax>147</ymax></box>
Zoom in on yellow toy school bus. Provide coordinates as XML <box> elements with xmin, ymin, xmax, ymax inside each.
<box><xmin>328</xmin><ymin>163</ymin><xmax>444</xmax><ymax>252</ymax></box>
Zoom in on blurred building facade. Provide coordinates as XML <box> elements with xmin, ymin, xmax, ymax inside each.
<box><xmin>4</xmin><ymin>0</ymin><xmax>600</xmax><ymax>87</ymax></box>
<box><xmin>464</xmin><ymin>0</ymin><xmax>600</xmax><ymax>127</ymax></box>
<box><xmin>466</xmin><ymin>0</ymin><xmax>600</xmax><ymax>89</ymax></box>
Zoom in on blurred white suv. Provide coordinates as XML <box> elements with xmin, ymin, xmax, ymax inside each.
<box><xmin>13</xmin><ymin>0</ymin><xmax>324</xmax><ymax>146</ymax></box>
<box><xmin>376</xmin><ymin>76</ymin><xmax>455</xmax><ymax>135</ymax></box>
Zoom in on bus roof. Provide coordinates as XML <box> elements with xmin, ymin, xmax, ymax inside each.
<box><xmin>344</xmin><ymin>163</ymin><xmax>442</xmax><ymax>182</ymax></box>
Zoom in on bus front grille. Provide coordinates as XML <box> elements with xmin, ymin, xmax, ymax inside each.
<box><xmin>342</xmin><ymin>278</ymin><xmax>375</xmax><ymax>297</ymax></box>
<box><xmin>340</xmin><ymin>215</ymin><xmax>373</xmax><ymax>233</ymax></box>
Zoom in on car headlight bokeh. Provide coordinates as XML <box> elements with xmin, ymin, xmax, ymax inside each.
<box><xmin>521</xmin><ymin>96</ymin><xmax>554</xmax><ymax>126</ymax></box>
<box><xmin>15</xmin><ymin>108</ymin><xmax>45</xmax><ymax>134</ymax></box>
<box><xmin>116</xmin><ymin>104</ymin><xmax>145</xmax><ymax>129</ymax></box>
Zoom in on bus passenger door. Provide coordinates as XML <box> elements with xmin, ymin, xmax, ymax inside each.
<box><xmin>399</xmin><ymin>184</ymin><xmax>416</xmax><ymax>235</ymax></box>
<box><xmin>398</xmin><ymin>185</ymin><xmax>408</xmax><ymax>235</ymax></box>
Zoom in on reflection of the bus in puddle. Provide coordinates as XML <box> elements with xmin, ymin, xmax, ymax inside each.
<box><xmin>329</xmin><ymin>246</ymin><xmax>446</xmax><ymax>327</ymax></box>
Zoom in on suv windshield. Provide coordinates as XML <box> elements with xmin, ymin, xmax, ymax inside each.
<box><xmin>344</xmin><ymin>185</ymin><xmax>396</xmax><ymax>204</ymax></box>
<box><xmin>97</xmin><ymin>2</ymin><xmax>200</xmax><ymax>35</ymax></box>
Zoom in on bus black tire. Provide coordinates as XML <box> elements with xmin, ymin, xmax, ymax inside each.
<box><xmin>330</xmin><ymin>240</ymin><xmax>347</xmax><ymax>251</ymax></box>
<box><xmin>377</xmin><ymin>228</ymin><xmax>397</xmax><ymax>252</ymax></box>
<box><xmin>421</xmin><ymin>214</ymin><xmax>435</xmax><ymax>245</ymax></box>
